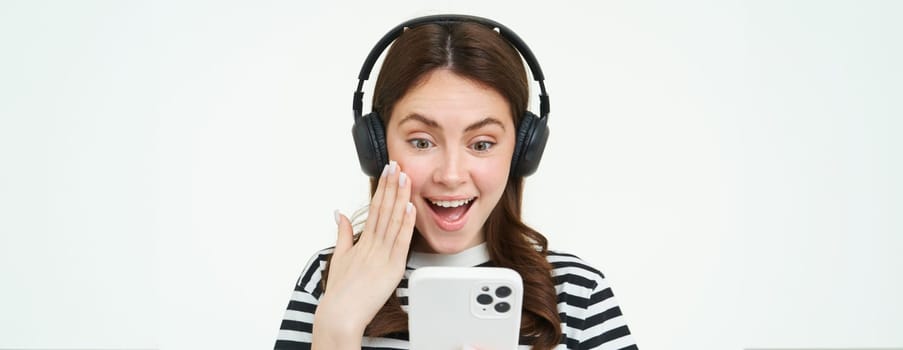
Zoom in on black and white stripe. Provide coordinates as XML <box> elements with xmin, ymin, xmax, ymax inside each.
<box><xmin>275</xmin><ymin>248</ymin><xmax>638</xmax><ymax>350</ymax></box>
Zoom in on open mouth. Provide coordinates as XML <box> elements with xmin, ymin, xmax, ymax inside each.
<box><xmin>425</xmin><ymin>197</ymin><xmax>476</xmax><ymax>231</ymax></box>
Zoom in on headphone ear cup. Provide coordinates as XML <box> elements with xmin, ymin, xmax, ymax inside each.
<box><xmin>510</xmin><ymin>112</ymin><xmax>533</xmax><ymax>176</ymax></box>
<box><xmin>351</xmin><ymin>112</ymin><xmax>389</xmax><ymax>177</ymax></box>
<box><xmin>511</xmin><ymin>111</ymin><xmax>549</xmax><ymax>177</ymax></box>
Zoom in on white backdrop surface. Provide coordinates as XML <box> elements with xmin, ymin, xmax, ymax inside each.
<box><xmin>0</xmin><ymin>1</ymin><xmax>900</xmax><ymax>349</ymax></box>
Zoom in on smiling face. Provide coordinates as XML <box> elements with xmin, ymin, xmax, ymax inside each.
<box><xmin>385</xmin><ymin>69</ymin><xmax>516</xmax><ymax>254</ymax></box>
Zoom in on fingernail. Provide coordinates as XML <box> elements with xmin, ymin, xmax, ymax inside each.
<box><xmin>388</xmin><ymin>160</ymin><xmax>397</xmax><ymax>175</ymax></box>
<box><xmin>381</xmin><ymin>164</ymin><xmax>388</xmax><ymax>177</ymax></box>
<box><xmin>333</xmin><ymin>210</ymin><xmax>341</xmax><ymax>225</ymax></box>
<box><xmin>399</xmin><ymin>172</ymin><xmax>407</xmax><ymax>186</ymax></box>
<box><xmin>406</xmin><ymin>202</ymin><xmax>413</xmax><ymax>213</ymax></box>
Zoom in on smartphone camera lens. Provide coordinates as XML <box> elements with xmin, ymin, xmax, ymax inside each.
<box><xmin>495</xmin><ymin>286</ymin><xmax>512</xmax><ymax>298</ymax></box>
<box><xmin>477</xmin><ymin>294</ymin><xmax>493</xmax><ymax>305</ymax></box>
<box><xmin>494</xmin><ymin>302</ymin><xmax>511</xmax><ymax>313</ymax></box>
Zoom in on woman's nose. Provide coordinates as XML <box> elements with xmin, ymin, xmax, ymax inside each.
<box><xmin>433</xmin><ymin>147</ymin><xmax>467</xmax><ymax>187</ymax></box>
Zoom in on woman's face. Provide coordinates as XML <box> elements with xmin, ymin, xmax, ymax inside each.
<box><xmin>386</xmin><ymin>69</ymin><xmax>516</xmax><ymax>254</ymax></box>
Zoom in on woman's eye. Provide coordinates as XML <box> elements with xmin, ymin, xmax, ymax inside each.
<box><xmin>471</xmin><ymin>141</ymin><xmax>495</xmax><ymax>152</ymax></box>
<box><xmin>409</xmin><ymin>139</ymin><xmax>433</xmax><ymax>149</ymax></box>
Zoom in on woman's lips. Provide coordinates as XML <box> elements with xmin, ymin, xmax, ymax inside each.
<box><xmin>425</xmin><ymin>197</ymin><xmax>475</xmax><ymax>232</ymax></box>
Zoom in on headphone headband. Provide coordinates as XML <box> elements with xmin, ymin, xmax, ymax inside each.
<box><xmin>352</xmin><ymin>14</ymin><xmax>549</xmax><ymax>120</ymax></box>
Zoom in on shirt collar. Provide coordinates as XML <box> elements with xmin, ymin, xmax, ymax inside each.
<box><xmin>408</xmin><ymin>242</ymin><xmax>490</xmax><ymax>268</ymax></box>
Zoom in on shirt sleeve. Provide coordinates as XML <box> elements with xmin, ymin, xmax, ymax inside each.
<box><xmin>577</xmin><ymin>272</ymin><xmax>638</xmax><ymax>350</ymax></box>
<box><xmin>274</xmin><ymin>248</ymin><xmax>334</xmax><ymax>350</ymax></box>
<box><xmin>549</xmin><ymin>251</ymin><xmax>638</xmax><ymax>350</ymax></box>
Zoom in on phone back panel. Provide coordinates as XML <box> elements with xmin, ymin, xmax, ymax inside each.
<box><xmin>408</xmin><ymin>267</ymin><xmax>523</xmax><ymax>350</ymax></box>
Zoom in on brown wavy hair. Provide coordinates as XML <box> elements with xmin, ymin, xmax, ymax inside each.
<box><xmin>323</xmin><ymin>21</ymin><xmax>561</xmax><ymax>349</ymax></box>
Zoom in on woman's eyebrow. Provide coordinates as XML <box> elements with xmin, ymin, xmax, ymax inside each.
<box><xmin>398</xmin><ymin>113</ymin><xmax>440</xmax><ymax>129</ymax></box>
<box><xmin>398</xmin><ymin>113</ymin><xmax>505</xmax><ymax>132</ymax></box>
<box><xmin>464</xmin><ymin>117</ymin><xmax>505</xmax><ymax>132</ymax></box>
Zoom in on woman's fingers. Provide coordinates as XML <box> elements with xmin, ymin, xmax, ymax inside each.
<box><xmin>357</xmin><ymin>160</ymin><xmax>413</xmax><ymax>259</ymax></box>
<box><xmin>373</xmin><ymin>161</ymin><xmax>400</xmax><ymax>240</ymax></box>
<box><xmin>316</xmin><ymin>163</ymin><xmax>416</xmax><ymax>340</ymax></box>
<box><xmin>392</xmin><ymin>202</ymin><xmax>416</xmax><ymax>262</ymax></box>
<box><xmin>383</xmin><ymin>170</ymin><xmax>411</xmax><ymax>244</ymax></box>
<box><xmin>360</xmin><ymin>163</ymin><xmax>389</xmax><ymax>243</ymax></box>
<box><xmin>333</xmin><ymin>210</ymin><xmax>353</xmax><ymax>255</ymax></box>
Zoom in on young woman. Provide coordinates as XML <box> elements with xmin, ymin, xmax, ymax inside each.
<box><xmin>275</xmin><ymin>15</ymin><xmax>637</xmax><ymax>350</ymax></box>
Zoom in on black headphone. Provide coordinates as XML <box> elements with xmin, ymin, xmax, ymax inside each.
<box><xmin>351</xmin><ymin>14</ymin><xmax>550</xmax><ymax>178</ymax></box>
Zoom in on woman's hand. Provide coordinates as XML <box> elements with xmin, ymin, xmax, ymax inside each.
<box><xmin>312</xmin><ymin>161</ymin><xmax>416</xmax><ymax>349</ymax></box>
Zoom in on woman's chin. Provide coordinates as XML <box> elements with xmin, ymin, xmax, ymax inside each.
<box><xmin>427</xmin><ymin>242</ymin><xmax>469</xmax><ymax>254</ymax></box>
<box><xmin>414</xmin><ymin>231</ymin><xmax>482</xmax><ymax>254</ymax></box>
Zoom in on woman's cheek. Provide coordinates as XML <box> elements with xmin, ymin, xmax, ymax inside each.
<box><xmin>397</xmin><ymin>158</ymin><xmax>430</xmax><ymax>187</ymax></box>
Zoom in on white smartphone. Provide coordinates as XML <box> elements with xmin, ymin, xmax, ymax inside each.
<box><xmin>408</xmin><ymin>266</ymin><xmax>523</xmax><ymax>350</ymax></box>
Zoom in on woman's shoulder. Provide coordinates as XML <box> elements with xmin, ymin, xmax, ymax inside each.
<box><xmin>546</xmin><ymin>250</ymin><xmax>638</xmax><ymax>349</ymax></box>
<box><xmin>304</xmin><ymin>246</ymin><xmax>335</xmax><ymax>263</ymax></box>
<box><xmin>544</xmin><ymin>249</ymin><xmax>609</xmax><ymax>291</ymax></box>
<box><xmin>292</xmin><ymin>246</ymin><xmax>335</xmax><ymax>295</ymax></box>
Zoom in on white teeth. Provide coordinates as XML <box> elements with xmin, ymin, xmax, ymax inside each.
<box><xmin>430</xmin><ymin>198</ymin><xmax>473</xmax><ymax>208</ymax></box>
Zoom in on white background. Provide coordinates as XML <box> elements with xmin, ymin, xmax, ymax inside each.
<box><xmin>1</xmin><ymin>1</ymin><xmax>900</xmax><ymax>349</ymax></box>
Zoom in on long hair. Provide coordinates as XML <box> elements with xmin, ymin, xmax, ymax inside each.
<box><xmin>323</xmin><ymin>21</ymin><xmax>562</xmax><ymax>349</ymax></box>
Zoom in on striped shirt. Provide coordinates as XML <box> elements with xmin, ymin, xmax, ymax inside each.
<box><xmin>275</xmin><ymin>243</ymin><xmax>638</xmax><ymax>350</ymax></box>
